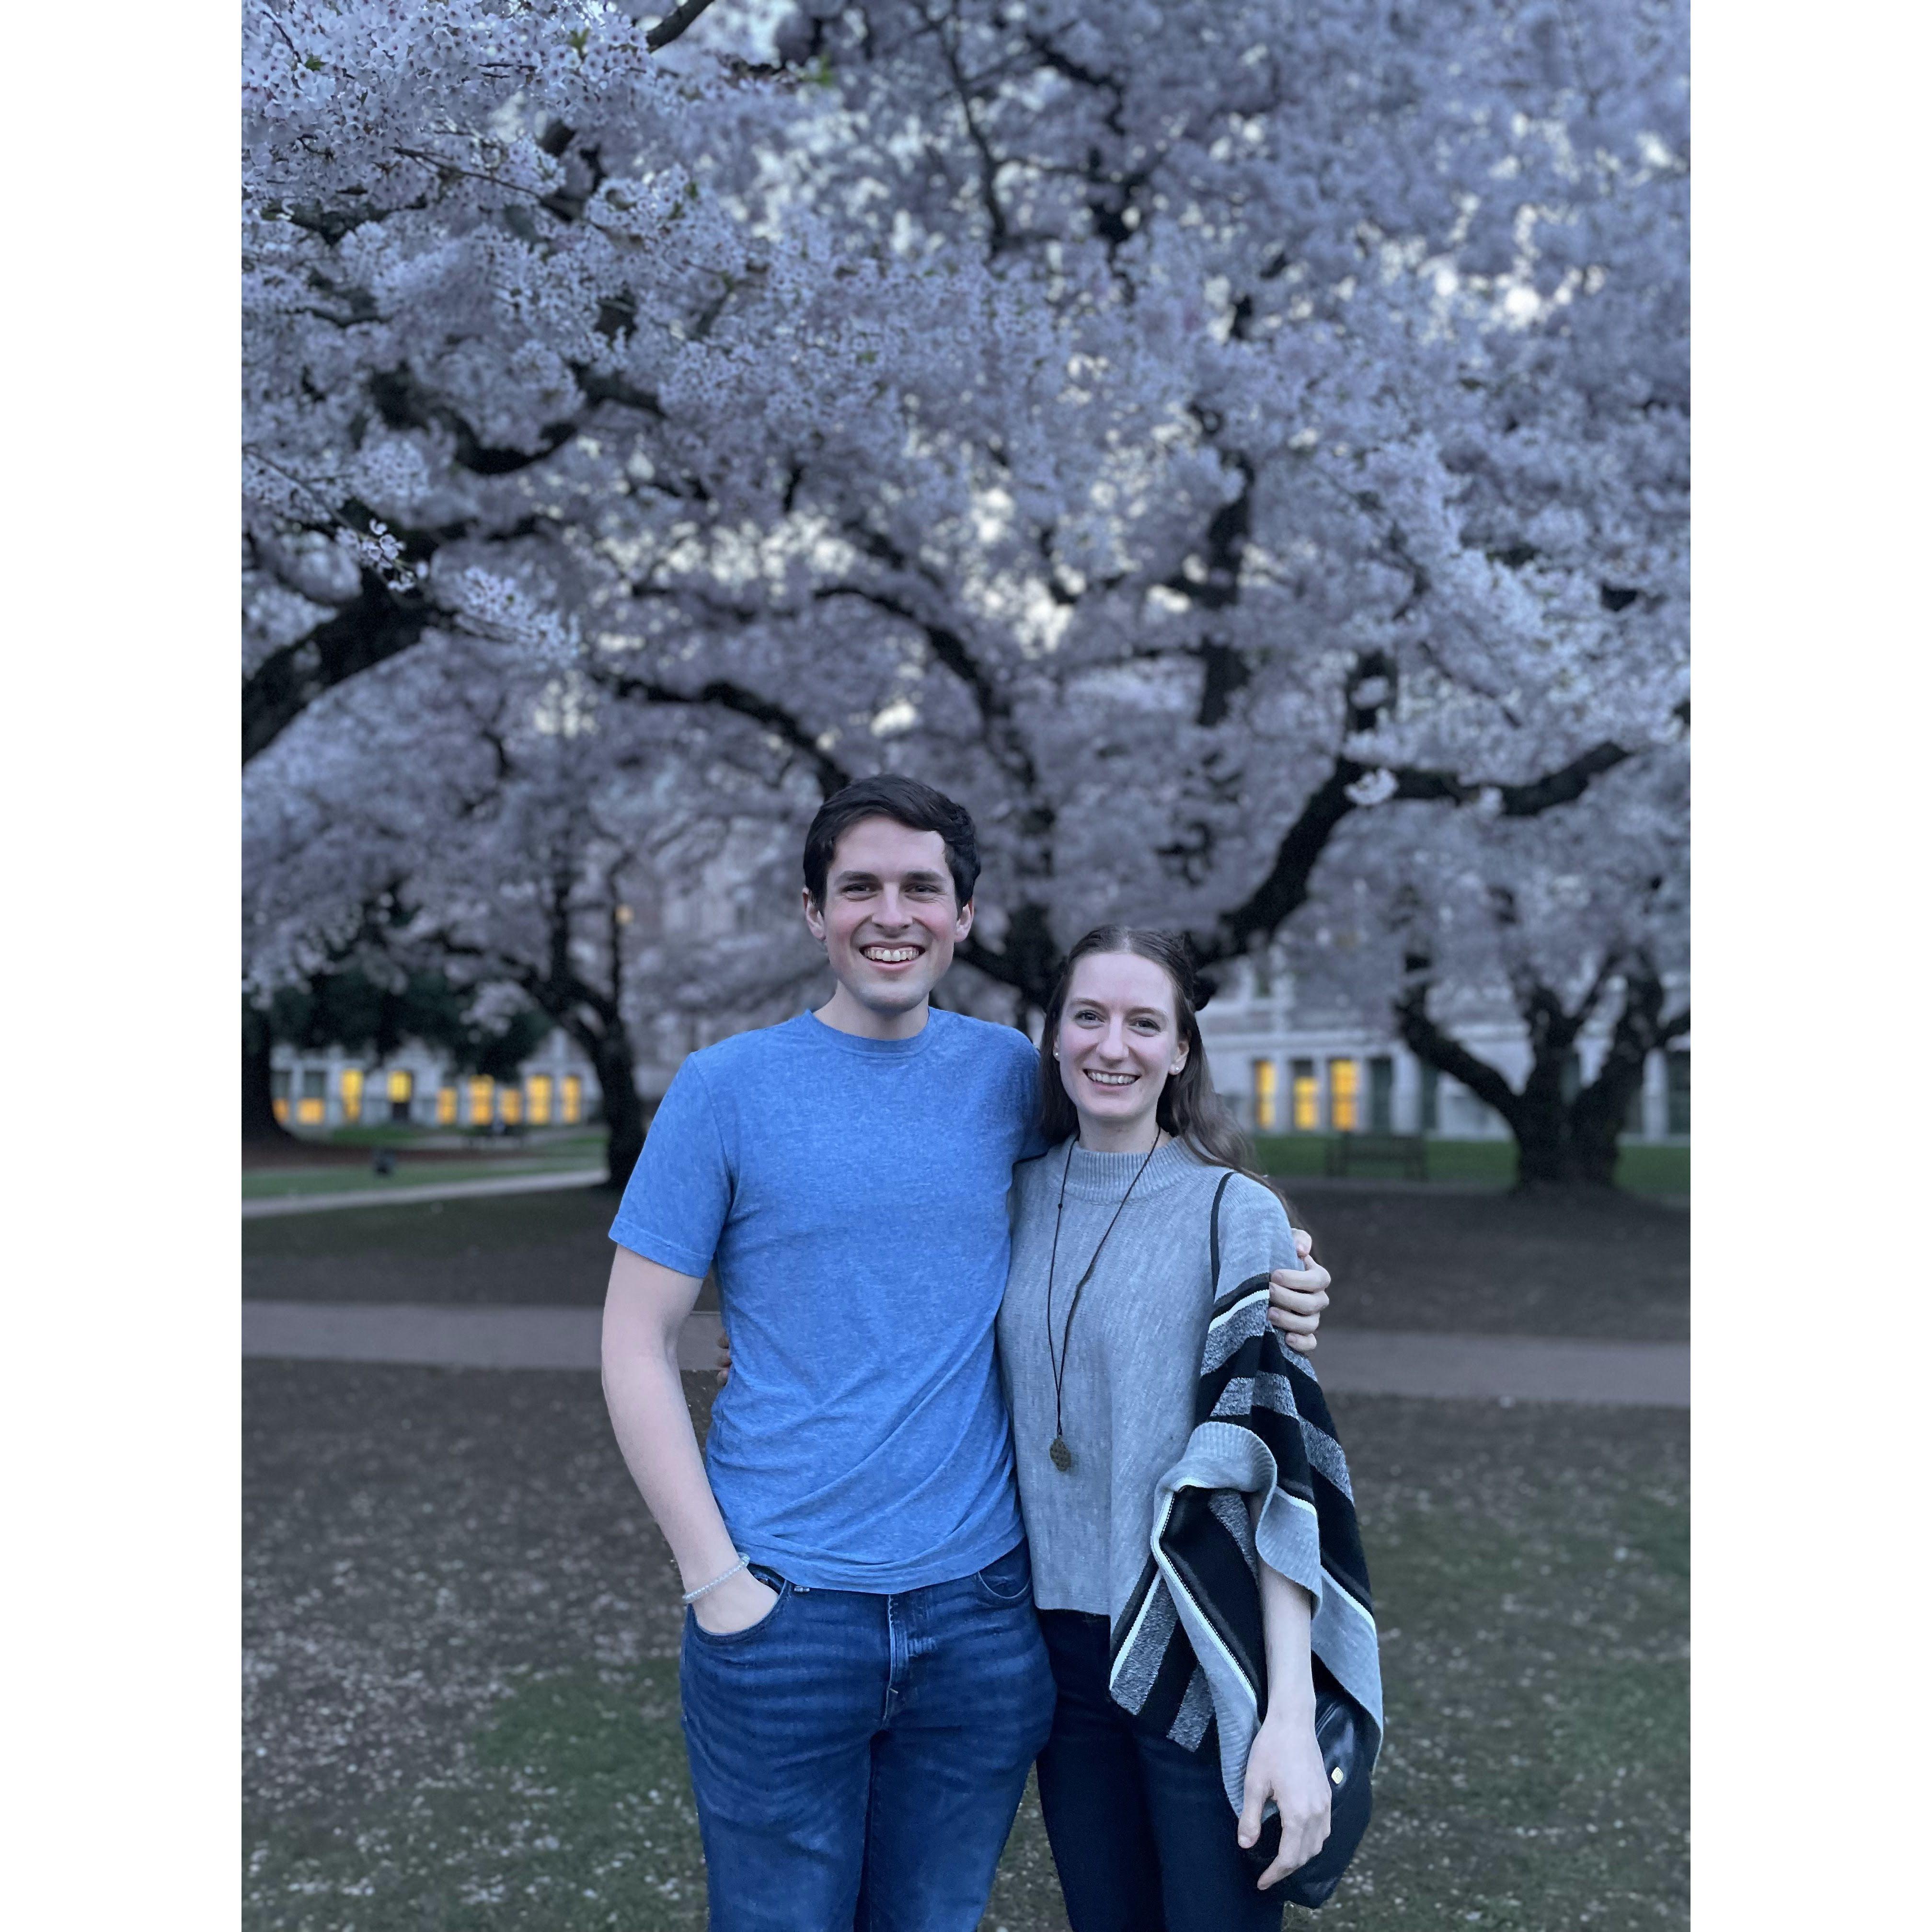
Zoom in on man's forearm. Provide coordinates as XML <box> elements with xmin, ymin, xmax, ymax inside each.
<box><xmin>601</xmin><ymin>1317</ymin><xmax>740</xmax><ymax>1589</ymax></box>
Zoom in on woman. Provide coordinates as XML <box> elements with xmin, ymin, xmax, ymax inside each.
<box><xmin>997</xmin><ymin>926</ymin><xmax>1381</xmax><ymax>1932</ymax></box>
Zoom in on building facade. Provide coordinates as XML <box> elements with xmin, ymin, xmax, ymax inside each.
<box><xmin>268</xmin><ymin>1027</ymin><xmax>604</xmax><ymax>1133</ymax></box>
<box><xmin>1196</xmin><ymin>961</ymin><xmax>1690</xmax><ymax>1141</ymax></box>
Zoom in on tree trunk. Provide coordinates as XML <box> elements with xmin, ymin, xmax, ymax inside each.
<box><xmin>593</xmin><ymin>1033</ymin><xmax>649</xmax><ymax>1192</ymax></box>
<box><xmin>242</xmin><ymin>1001</ymin><xmax>296</xmax><ymax>1145</ymax></box>
<box><xmin>1507</xmin><ymin>1073</ymin><xmax>1587</xmax><ymax>1189</ymax></box>
<box><xmin>1398</xmin><ymin>966</ymin><xmax>1686</xmax><ymax>1194</ymax></box>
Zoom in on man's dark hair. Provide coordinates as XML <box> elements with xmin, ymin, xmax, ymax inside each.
<box><xmin>803</xmin><ymin>776</ymin><xmax>980</xmax><ymax>908</ymax></box>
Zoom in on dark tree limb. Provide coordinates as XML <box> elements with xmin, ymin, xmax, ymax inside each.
<box><xmin>243</xmin><ymin>568</ymin><xmax>435</xmax><ymax>762</ymax></box>
<box><xmin>1195</xmin><ymin>729</ymin><xmax>1636</xmax><ymax>967</ymax></box>
<box><xmin>591</xmin><ymin>666</ymin><xmax>854</xmax><ymax>796</ymax></box>
<box><xmin>813</xmin><ymin>582</ymin><xmax>1045</xmax><ymax>801</ymax></box>
<box><xmin>645</xmin><ymin>0</ymin><xmax>724</xmax><ymax>53</ymax></box>
<box><xmin>1395</xmin><ymin>977</ymin><xmax>1527</xmax><ymax>1130</ymax></box>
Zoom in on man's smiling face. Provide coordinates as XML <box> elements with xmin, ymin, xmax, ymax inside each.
<box><xmin>803</xmin><ymin>815</ymin><xmax>974</xmax><ymax>1026</ymax></box>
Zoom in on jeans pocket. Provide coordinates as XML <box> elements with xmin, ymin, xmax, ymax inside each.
<box><xmin>686</xmin><ymin>1570</ymin><xmax>792</xmax><ymax>1647</ymax></box>
<box><xmin>971</xmin><ymin>1541</ymin><xmax>1034</xmax><ymax>1607</ymax></box>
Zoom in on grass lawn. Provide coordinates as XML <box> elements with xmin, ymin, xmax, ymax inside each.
<box><xmin>244</xmin><ymin>1179</ymin><xmax>1683</xmax><ymax>1340</ymax></box>
<box><xmin>244</xmin><ymin>1156</ymin><xmax>606</xmax><ymax>1201</ymax></box>
<box><xmin>244</xmin><ymin>1133</ymin><xmax>608</xmax><ymax>1198</ymax></box>
<box><xmin>243</xmin><ymin>1185</ymin><xmax>639</xmax><ymax>1309</ymax></box>
<box><xmin>1251</xmin><ymin>1135</ymin><xmax>1688</xmax><ymax>1197</ymax></box>
<box><xmin>244</xmin><ymin>1365</ymin><xmax>1687</xmax><ymax>1932</ymax></box>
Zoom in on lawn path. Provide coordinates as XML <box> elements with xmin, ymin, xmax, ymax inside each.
<box><xmin>242</xmin><ymin>1301</ymin><xmax>1688</xmax><ymax>1404</ymax></box>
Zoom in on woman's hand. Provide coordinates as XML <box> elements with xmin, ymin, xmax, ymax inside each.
<box><xmin>690</xmin><ymin>1564</ymin><xmax>778</xmax><ymax>1635</ymax></box>
<box><xmin>1266</xmin><ymin>1230</ymin><xmax>1331</xmax><ymax>1356</ymax></box>
<box><xmin>1238</xmin><ymin>1709</ymin><xmax>1333</xmax><ymax>1888</ymax></box>
<box><xmin>714</xmin><ymin>1323</ymin><xmax>732</xmax><ymax>1386</ymax></box>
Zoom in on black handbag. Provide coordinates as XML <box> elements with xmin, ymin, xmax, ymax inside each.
<box><xmin>1235</xmin><ymin>1656</ymin><xmax>1375</xmax><ymax>1908</ymax></box>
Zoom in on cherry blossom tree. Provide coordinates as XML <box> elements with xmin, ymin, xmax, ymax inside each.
<box><xmin>1284</xmin><ymin>741</ymin><xmax>1689</xmax><ymax>1187</ymax></box>
<box><xmin>243</xmin><ymin>0</ymin><xmax>1689</xmax><ymax>1118</ymax></box>
<box><xmin>244</xmin><ymin>634</ymin><xmax>825</xmax><ymax>1182</ymax></box>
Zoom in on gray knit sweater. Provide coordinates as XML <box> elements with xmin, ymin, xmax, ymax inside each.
<box><xmin>996</xmin><ymin>1137</ymin><xmax>1300</xmax><ymax>1619</ymax></box>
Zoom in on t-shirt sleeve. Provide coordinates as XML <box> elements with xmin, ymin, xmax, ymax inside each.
<box><xmin>1210</xmin><ymin>1174</ymin><xmax>1300</xmax><ymax>1300</ymax></box>
<box><xmin>1007</xmin><ymin>1028</ymin><xmax>1050</xmax><ymax>1161</ymax></box>
<box><xmin>607</xmin><ymin>1056</ymin><xmax>733</xmax><ymax>1279</ymax></box>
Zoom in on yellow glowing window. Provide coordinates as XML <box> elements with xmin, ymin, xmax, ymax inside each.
<box><xmin>1329</xmin><ymin>1059</ymin><xmax>1360</xmax><ymax>1133</ymax></box>
<box><xmin>387</xmin><ymin>1070</ymin><xmax>413</xmax><ymax>1103</ymax></box>
<box><xmin>339</xmin><ymin>1068</ymin><xmax>364</xmax><ymax>1125</ymax></box>
<box><xmin>437</xmin><ymin>1086</ymin><xmax>458</xmax><ymax>1126</ymax></box>
<box><xmin>527</xmin><ymin>1075</ymin><xmax>553</xmax><ymax>1125</ymax></box>
<box><xmin>1252</xmin><ymin>1060</ymin><xmax>1279</xmax><ymax>1132</ymax></box>
<box><xmin>296</xmin><ymin>1097</ymin><xmax>325</xmax><ymax>1126</ymax></box>
<box><xmin>1291</xmin><ymin>1060</ymin><xmax>1319</xmax><ymax>1131</ymax></box>
<box><xmin>466</xmin><ymin>1077</ymin><xmax>495</xmax><ymax>1125</ymax></box>
<box><xmin>561</xmin><ymin>1075</ymin><xmax>583</xmax><ymax>1125</ymax></box>
<box><xmin>272</xmin><ymin>1098</ymin><xmax>290</xmax><ymax>1125</ymax></box>
<box><xmin>500</xmin><ymin>1085</ymin><xmax>524</xmax><ymax>1125</ymax></box>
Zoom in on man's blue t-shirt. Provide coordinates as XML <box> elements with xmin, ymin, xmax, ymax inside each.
<box><xmin>609</xmin><ymin>1008</ymin><xmax>1043</xmax><ymax>1592</ymax></box>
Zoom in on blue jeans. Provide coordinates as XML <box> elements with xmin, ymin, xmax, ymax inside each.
<box><xmin>678</xmin><ymin>1542</ymin><xmax>1057</xmax><ymax>1932</ymax></box>
<box><xmin>1034</xmin><ymin>1611</ymin><xmax>1284</xmax><ymax>1932</ymax></box>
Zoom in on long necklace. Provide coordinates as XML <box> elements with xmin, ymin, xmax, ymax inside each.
<box><xmin>1044</xmin><ymin>1136</ymin><xmax>1160</xmax><ymax>1473</ymax></box>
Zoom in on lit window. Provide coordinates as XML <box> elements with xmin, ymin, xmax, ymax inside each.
<box><xmin>467</xmin><ymin>1077</ymin><xmax>494</xmax><ymax>1126</ymax></box>
<box><xmin>527</xmin><ymin>1075</ymin><xmax>553</xmax><ymax>1125</ymax></box>
<box><xmin>437</xmin><ymin>1086</ymin><xmax>458</xmax><ymax>1126</ymax></box>
<box><xmin>1252</xmin><ymin>1060</ymin><xmax>1279</xmax><ymax>1132</ymax></box>
<box><xmin>387</xmin><ymin>1070</ymin><xmax>414</xmax><ymax>1124</ymax></box>
<box><xmin>1329</xmin><ymin>1059</ymin><xmax>1360</xmax><ymax>1133</ymax></box>
<box><xmin>561</xmin><ymin>1075</ymin><xmax>583</xmax><ymax>1125</ymax></box>
<box><xmin>500</xmin><ymin>1085</ymin><xmax>524</xmax><ymax>1126</ymax></box>
<box><xmin>272</xmin><ymin>1070</ymin><xmax>290</xmax><ymax>1126</ymax></box>
<box><xmin>339</xmin><ymin>1068</ymin><xmax>364</xmax><ymax>1125</ymax></box>
<box><xmin>1291</xmin><ymin>1059</ymin><xmax>1318</xmax><ymax>1131</ymax></box>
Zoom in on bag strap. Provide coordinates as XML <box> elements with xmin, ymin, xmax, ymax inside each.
<box><xmin>1208</xmin><ymin>1170</ymin><xmax>1235</xmax><ymax>1290</ymax></box>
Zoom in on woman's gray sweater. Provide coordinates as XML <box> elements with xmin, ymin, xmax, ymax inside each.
<box><xmin>996</xmin><ymin>1137</ymin><xmax>1300</xmax><ymax>1620</ymax></box>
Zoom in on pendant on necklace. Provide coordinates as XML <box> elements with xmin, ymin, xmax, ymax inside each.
<box><xmin>1049</xmin><ymin>1435</ymin><xmax>1073</xmax><ymax>1472</ymax></box>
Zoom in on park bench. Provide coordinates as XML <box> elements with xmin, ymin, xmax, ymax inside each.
<box><xmin>1323</xmin><ymin>1132</ymin><xmax>1428</xmax><ymax>1181</ymax></box>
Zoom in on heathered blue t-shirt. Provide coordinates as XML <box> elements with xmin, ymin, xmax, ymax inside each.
<box><xmin>608</xmin><ymin>1008</ymin><xmax>1043</xmax><ymax>1592</ymax></box>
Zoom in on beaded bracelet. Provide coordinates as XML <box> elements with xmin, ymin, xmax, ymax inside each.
<box><xmin>680</xmin><ymin>1553</ymin><xmax>750</xmax><ymax>1605</ymax></box>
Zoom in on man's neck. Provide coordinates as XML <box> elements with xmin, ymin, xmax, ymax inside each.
<box><xmin>813</xmin><ymin>987</ymin><xmax>932</xmax><ymax>1041</ymax></box>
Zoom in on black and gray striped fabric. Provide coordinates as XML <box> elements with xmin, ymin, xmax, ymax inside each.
<box><xmin>1106</xmin><ymin>1177</ymin><xmax>1384</xmax><ymax>1816</ymax></box>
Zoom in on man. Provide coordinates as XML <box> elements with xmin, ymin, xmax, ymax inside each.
<box><xmin>601</xmin><ymin>776</ymin><xmax>1333</xmax><ymax>1931</ymax></box>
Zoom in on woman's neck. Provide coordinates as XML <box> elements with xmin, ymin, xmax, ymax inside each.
<box><xmin>1074</xmin><ymin>1114</ymin><xmax>1168</xmax><ymax>1155</ymax></box>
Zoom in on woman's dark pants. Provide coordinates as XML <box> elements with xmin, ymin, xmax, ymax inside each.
<box><xmin>1034</xmin><ymin>1610</ymin><xmax>1285</xmax><ymax>1932</ymax></box>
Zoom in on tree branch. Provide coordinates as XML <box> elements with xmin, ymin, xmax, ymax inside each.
<box><xmin>644</xmin><ymin>0</ymin><xmax>723</xmax><ymax>54</ymax></box>
<box><xmin>813</xmin><ymin>582</ymin><xmax>1046</xmax><ymax>801</ymax></box>
<box><xmin>243</xmin><ymin>569</ymin><xmax>435</xmax><ymax>763</ymax></box>
<box><xmin>1395</xmin><ymin>977</ymin><xmax>1524</xmax><ymax>1129</ymax></box>
<box><xmin>1194</xmin><ymin>733</ymin><xmax>1636</xmax><ymax>965</ymax></box>
<box><xmin>591</xmin><ymin>665</ymin><xmax>854</xmax><ymax>797</ymax></box>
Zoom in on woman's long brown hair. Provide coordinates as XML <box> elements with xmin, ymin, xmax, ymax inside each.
<box><xmin>1036</xmin><ymin>926</ymin><xmax>1269</xmax><ymax>1184</ymax></box>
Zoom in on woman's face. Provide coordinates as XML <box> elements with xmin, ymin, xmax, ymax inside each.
<box><xmin>1055</xmin><ymin>950</ymin><xmax>1187</xmax><ymax>1148</ymax></box>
